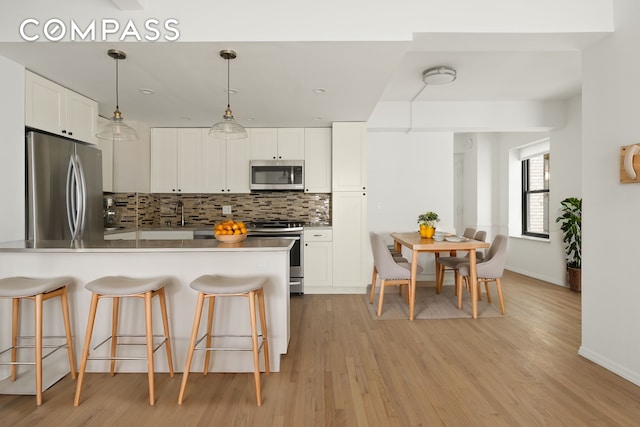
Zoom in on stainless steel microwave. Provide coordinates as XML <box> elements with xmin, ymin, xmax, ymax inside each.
<box><xmin>250</xmin><ymin>160</ymin><xmax>304</xmax><ymax>190</ymax></box>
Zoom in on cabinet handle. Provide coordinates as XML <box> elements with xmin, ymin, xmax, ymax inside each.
<box><xmin>305</xmin><ymin>243</ymin><xmax>308</xmax><ymax>246</ymax></box>
<box><xmin>273</xmin><ymin>156</ymin><xmax>276</xmax><ymax>159</ymax></box>
<box><xmin>61</xmin><ymin>130</ymin><xmax>67</xmax><ymax>134</ymax></box>
<box><xmin>69</xmin><ymin>131</ymin><xmax>73</xmax><ymax>136</ymax></box>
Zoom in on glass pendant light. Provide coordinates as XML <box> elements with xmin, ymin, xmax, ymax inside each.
<box><xmin>209</xmin><ymin>49</ymin><xmax>247</xmax><ymax>139</ymax></box>
<box><xmin>96</xmin><ymin>49</ymin><xmax>139</xmax><ymax>141</ymax></box>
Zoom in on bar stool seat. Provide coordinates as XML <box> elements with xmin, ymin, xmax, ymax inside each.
<box><xmin>74</xmin><ymin>276</ymin><xmax>174</xmax><ymax>406</ymax></box>
<box><xmin>0</xmin><ymin>276</ymin><xmax>76</xmax><ymax>406</ymax></box>
<box><xmin>178</xmin><ymin>275</ymin><xmax>270</xmax><ymax>406</ymax></box>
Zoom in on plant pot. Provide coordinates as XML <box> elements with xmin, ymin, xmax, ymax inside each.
<box><xmin>419</xmin><ymin>226</ymin><xmax>435</xmax><ymax>238</ymax></box>
<box><xmin>567</xmin><ymin>267</ymin><xmax>581</xmax><ymax>292</ymax></box>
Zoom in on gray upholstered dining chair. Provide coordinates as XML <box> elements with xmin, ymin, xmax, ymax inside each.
<box><xmin>436</xmin><ymin>230</ymin><xmax>486</xmax><ymax>293</ymax></box>
<box><xmin>369</xmin><ymin>232</ymin><xmax>417</xmax><ymax>316</ymax></box>
<box><xmin>456</xmin><ymin>234</ymin><xmax>508</xmax><ymax>315</ymax></box>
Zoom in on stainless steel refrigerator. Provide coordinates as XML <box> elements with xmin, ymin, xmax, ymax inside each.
<box><xmin>26</xmin><ymin>130</ymin><xmax>103</xmax><ymax>243</ymax></box>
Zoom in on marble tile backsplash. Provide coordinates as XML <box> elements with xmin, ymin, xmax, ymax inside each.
<box><xmin>111</xmin><ymin>192</ymin><xmax>332</xmax><ymax>228</ymax></box>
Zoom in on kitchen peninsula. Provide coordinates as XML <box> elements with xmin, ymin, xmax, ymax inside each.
<box><xmin>0</xmin><ymin>237</ymin><xmax>293</xmax><ymax>378</ymax></box>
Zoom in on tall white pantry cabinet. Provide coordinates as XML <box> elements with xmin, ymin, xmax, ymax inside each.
<box><xmin>331</xmin><ymin>122</ymin><xmax>370</xmax><ymax>293</ymax></box>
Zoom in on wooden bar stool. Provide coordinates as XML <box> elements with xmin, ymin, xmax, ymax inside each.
<box><xmin>0</xmin><ymin>276</ymin><xmax>76</xmax><ymax>405</ymax></box>
<box><xmin>178</xmin><ymin>275</ymin><xmax>269</xmax><ymax>406</ymax></box>
<box><xmin>73</xmin><ymin>276</ymin><xmax>174</xmax><ymax>406</ymax></box>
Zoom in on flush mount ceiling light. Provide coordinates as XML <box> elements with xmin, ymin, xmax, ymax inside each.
<box><xmin>422</xmin><ymin>66</ymin><xmax>457</xmax><ymax>85</ymax></box>
<box><xmin>96</xmin><ymin>49</ymin><xmax>139</xmax><ymax>141</ymax></box>
<box><xmin>209</xmin><ymin>49</ymin><xmax>247</xmax><ymax>140</ymax></box>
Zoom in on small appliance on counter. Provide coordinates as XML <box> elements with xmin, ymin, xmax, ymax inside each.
<box><xmin>103</xmin><ymin>195</ymin><xmax>117</xmax><ymax>230</ymax></box>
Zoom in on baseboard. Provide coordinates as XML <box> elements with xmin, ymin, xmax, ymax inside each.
<box><xmin>579</xmin><ymin>346</ymin><xmax>640</xmax><ymax>388</ymax></box>
<box><xmin>505</xmin><ymin>265</ymin><xmax>566</xmax><ymax>287</ymax></box>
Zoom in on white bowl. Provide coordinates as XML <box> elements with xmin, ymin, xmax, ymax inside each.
<box><xmin>433</xmin><ymin>235</ymin><xmax>445</xmax><ymax>241</ymax></box>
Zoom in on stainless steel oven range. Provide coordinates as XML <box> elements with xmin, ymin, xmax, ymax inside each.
<box><xmin>193</xmin><ymin>220</ymin><xmax>305</xmax><ymax>294</ymax></box>
<box><xmin>248</xmin><ymin>220</ymin><xmax>304</xmax><ymax>295</ymax></box>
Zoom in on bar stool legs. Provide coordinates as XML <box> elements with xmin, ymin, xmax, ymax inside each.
<box><xmin>178</xmin><ymin>275</ymin><xmax>269</xmax><ymax>406</ymax></box>
<box><xmin>0</xmin><ymin>277</ymin><xmax>76</xmax><ymax>406</ymax></box>
<box><xmin>74</xmin><ymin>277</ymin><xmax>174</xmax><ymax>406</ymax></box>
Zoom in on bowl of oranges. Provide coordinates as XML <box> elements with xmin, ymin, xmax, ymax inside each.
<box><xmin>214</xmin><ymin>220</ymin><xmax>248</xmax><ymax>243</ymax></box>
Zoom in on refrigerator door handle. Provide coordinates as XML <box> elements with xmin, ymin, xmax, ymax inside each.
<box><xmin>66</xmin><ymin>156</ymin><xmax>82</xmax><ymax>240</ymax></box>
<box><xmin>75</xmin><ymin>154</ymin><xmax>87</xmax><ymax>237</ymax></box>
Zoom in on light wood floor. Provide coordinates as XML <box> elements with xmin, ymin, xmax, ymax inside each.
<box><xmin>2</xmin><ymin>270</ymin><xmax>640</xmax><ymax>426</ymax></box>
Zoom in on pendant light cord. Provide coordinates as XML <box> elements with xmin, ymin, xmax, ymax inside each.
<box><xmin>115</xmin><ymin>57</ymin><xmax>120</xmax><ymax>110</ymax></box>
<box><xmin>226</xmin><ymin>56</ymin><xmax>230</xmax><ymax>109</ymax></box>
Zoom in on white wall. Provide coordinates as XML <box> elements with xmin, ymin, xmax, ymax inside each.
<box><xmin>367</xmin><ymin>131</ymin><xmax>454</xmax><ymax>278</ymax></box>
<box><xmin>492</xmin><ymin>92</ymin><xmax>581</xmax><ymax>287</ymax></box>
<box><xmin>580</xmin><ymin>0</ymin><xmax>640</xmax><ymax>387</ymax></box>
<box><xmin>0</xmin><ymin>56</ymin><xmax>24</xmax><ymax>241</ymax></box>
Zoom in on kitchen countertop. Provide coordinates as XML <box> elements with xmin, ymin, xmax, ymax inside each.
<box><xmin>0</xmin><ymin>238</ymin><xmax>294</xmax><ymax>253</ymax></box>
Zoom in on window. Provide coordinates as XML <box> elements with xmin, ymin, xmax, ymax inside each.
<box><xmin>522</xmin><ymin>153</ymin><xmax>549</xmax><ymax>238</ymax></box>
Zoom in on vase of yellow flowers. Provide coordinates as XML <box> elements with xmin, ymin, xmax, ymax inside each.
<box><xmin>417</xmin><ymin>211</ymin><xmax>440</xmax><ymax>238</ymax></box>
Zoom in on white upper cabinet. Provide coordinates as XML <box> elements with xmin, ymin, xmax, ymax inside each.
<box><xmin>304</xmin><ymin>128</ymin><xmax>331</xmax><ymax>193</ymax></box>
<box><xmin>95</xmin><ymin>117</ymin><xmax>113</xmax><ymax>192</ymax></box>
<box><xmin>250</xmin><ymin>128</ymin><xmax>305</xmax><ymax>160</ymax></box>
<box><xmin>150</xmin><ymin>128</ymin><xmax>202</xmax><ymax>193</ymax></box>
<box><xmin>201</xmin><ymin>129</ymin><xmax>251</xmax><ymax>193</ymax></box>
<box><xmin>276</xmin><ymin>128</ymin><xmax>305</xmax><ymax>159</ymax></box>
<box><xmin>25</xmin><ymin>71</ymin><xmax>97</xmax><ymax>144</ymax></box>
<box><xmin>332</xmin><ymin>122</ymin><xmax>367</xmax><ymax>192</ymax></box>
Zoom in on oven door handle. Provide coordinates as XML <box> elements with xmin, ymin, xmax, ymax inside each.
<box><xmin>250</xmin><ymin>236</ymin><xmax>301</xmax><ymax>241</ymax></box>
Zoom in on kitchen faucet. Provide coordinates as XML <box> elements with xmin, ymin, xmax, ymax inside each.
<box><xmin>176</xmin><ymin>201</ymin><xmax>186</xmax><ymax>227</ymax></box>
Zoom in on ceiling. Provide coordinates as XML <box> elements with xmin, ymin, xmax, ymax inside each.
<box><xmin>0</xmin><ymin>32</ymin><xmax>609</xmax><ymax>129</ymax></box>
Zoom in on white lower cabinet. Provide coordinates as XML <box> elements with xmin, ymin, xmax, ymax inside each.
<box><xmin>304</xmin><ymin>228</ymin><xmax>333</xmax><ymax>293</ymax></box>
<box><xmin>332</xmin><ymin>191</ymin><xmax>369</xmax><ymax>293</ymax></box>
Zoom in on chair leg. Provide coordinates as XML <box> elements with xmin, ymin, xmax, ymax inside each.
<box><xmin>158</xmin><ymin>288</ymin><xmax>174</xmax><ymax>377</ymax></box>
<box><xmin>453</xmin><ymin>271</ymin><xmax>459</xmax><ymax>296</ymax></box>
<box><xmin>178</xmin><ymin>292</ymin><xmax>205</xmax><ymax>404</ymax></box>
<box><xmin>248</xmin><ymin>291</ymin><xmax>262</xmax><ymax>406</ymax></box>
<box><xmin>110</xmin><ymin>297</ymin><xmax>120</xmax><ymax>376</ymax></box>
<box><xmin>144</xmin><ymin>291</ymin><xmax>155</xmax><ymax>406</ymax></box>
<box><xmin>10</xmin><ymin>298</ymin><xmax>19</xmax><ymax>382</ymax></box>
<box><xmin>74</xmin><ymin>293</ymin><xmax>100</xmax><ymax>406</ymax></box>
<box><xmin>60</xmin><ymin>287</ymin><xmax>77</xmax><ymax>379</ymax></box>
<box><xmin>377</xmin><ymin>280</ymin><xmax>386</xmax><ymax>316</ymax></box>
<box><xmin>203</xmin><ymin>295</ymin><xmax>215</xmax><ymax>375</ymax></box>
<box><xmin>483</xmin><ymin>280</ymin><xmax>492</xmax><ymax>303</ymax></box>
<box><xmin>369</xmin><ymin>265</ymin><xmax>378</xmax><ymax>304</ymax></box>
<box><xmin>495</xmin><ymin>278</ymin><xmax>506</xmax><ymax>315</ymax></box>
<box><xmin>35</xmin><ymin>293</ymin><xmax>43</xmax><ymax>406</ymax></box>
<box><xmin>257</xmin><ymin>289</ymin><xmax>270</xmax><ymax>375</ymax></box>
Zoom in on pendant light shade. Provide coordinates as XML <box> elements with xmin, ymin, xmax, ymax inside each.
<box><xmin>96</xmin><ymin>49</ymin><xmax>138</xmax><ymax>142</ymax></box>
<box><xmin>210</xmin><ymin>50</ymin><xmax>247</xmax><ymax>139</ymax></box>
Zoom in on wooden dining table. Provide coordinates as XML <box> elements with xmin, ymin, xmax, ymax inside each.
<box><xmin>390</xmin><ymin>232</ymin><xmax>490</xmax><ymax>320</ymax></box>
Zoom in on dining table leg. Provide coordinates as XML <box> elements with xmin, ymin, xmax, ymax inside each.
<box><xmin>469</xmin><ymin>249</ymin><xmax>479</xmax><ymax>319</ymax></box>
<box><xmin>409</xmin><ymin>249</ymin><xmax>419</xmax><ymax>320</ymax></box>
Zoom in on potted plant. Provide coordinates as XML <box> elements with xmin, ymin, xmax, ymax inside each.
<box><xmin>555</xmin><ymin>197</ymin><xmax>581</xmax><ymax>292</ymax></box>
<box><xmin>417</xmin><ymin>211</ymin><xmax>440</xmax><ymax>238</ymax></box>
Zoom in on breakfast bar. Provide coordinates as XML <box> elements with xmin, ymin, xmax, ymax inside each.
<box><xmin>0</xmin><ymin>238</ymin><xmax>293</xmax><ymax>387</ymax></box>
